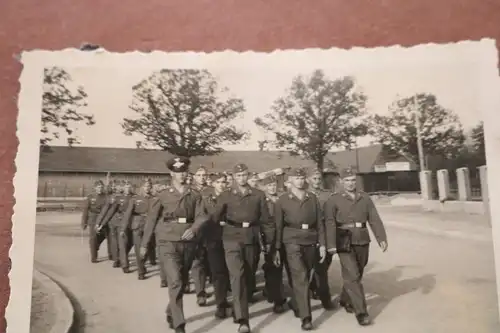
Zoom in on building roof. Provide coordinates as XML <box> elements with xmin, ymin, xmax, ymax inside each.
<box><xmin>38</xmin><ymin>144</ymin><xmax>412</xmax><ymax>174</ymax></box>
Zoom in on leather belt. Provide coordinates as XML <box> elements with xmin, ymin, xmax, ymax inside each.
<box><xmin>226</xmin><ymin>220</ymin><xmax>252</xmax><ymax>228</ymax></box>
<box><xmin>284</xmin><ymin>222</ymin><xmax>316</xmax><ymax>230</ymax></box>
<box><xmin>338</xmin><ymin>222</ymin><xmax>366</xmax><ymax>229</ymax></box>
<box><xmin>163</xmin><ymin>217</ymin><xmax>193</xmax><ymax>224</ymax></box>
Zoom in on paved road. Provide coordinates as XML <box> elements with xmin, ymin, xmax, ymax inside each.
<box><xmin>34</xmin><ymin>210</ymin><xmax>500</xmax><ymax>333</ymax></box>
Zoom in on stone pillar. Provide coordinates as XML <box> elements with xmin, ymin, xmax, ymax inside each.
<box><xmin>478</xmin><ymin>165</ymin><xmax>491</xmax><ymax>226</ymax></box>
<box><xmin>437</xmin><ymin>169</ymin><xmax>451</xmax><ymax>201</ymax></box>
<box><xmin>456</xmin><ymin>167</ymin><xmax>472</xmax><ymax>201</ymax></box>
<box><xmin>419</xmin><ymin>170</ymin><xmax>433</xmax><ymax>200</ymax></box>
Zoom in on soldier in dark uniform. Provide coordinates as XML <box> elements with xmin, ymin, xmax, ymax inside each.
<box><xmin>81</xmin><ymin>180</ymin><xmax>108</xmax><ymax>263</ymax></box>
<box><xmin>189</xmin><ymin>165</ymin><xmax>210</xmax><ymax>305</ymax></box>
<box><xmin>96</xmin><ymin>181</ymin><xmax>121</xmax><ymax>268</ymax></box>
<box><xmin>153</xmin><ymin>182</ymin><xmax>169</xmax><ymax>288</ymax></box>
<box><xmin>307</xmin><ymin>169</ymin><xmax>335</xmax><ymax>309</ymax></box>
<box><xmin>198</xmin><ymin>172</ymin><xmax>231</xmax><ymax>318</ymax></box>
<box><xmin>139</xmin><ymin>157</ymin><xmax>206</xmax><ymax>333</ymax></box>
<box><xmin>103</xmin><ymin>183</ymin><xmax>115</xmax><ymax>260</ymax></box>
<box><xmin>122</xmin><ymin>178</ymin><xmax>157</xmax><ymax>280</ymax></box>
<box><xmin>274</xmin><ymin>168</ymin><xmax>327</xmax><ymax>331</ymax></box>
<box><xmin>98</xmin><ymin>181</ymin><xmax>135</xmax><ymax>274</ymax></box>
<box><xmin>260</xmin><ymin>175</ymin><xmax>287</xmax><ymax>313</ymax></box>
<box><xmin>323</xmin><ymin>167</ymin><xmax>388</xmax><ymax>326</ymax></box>
<box><xmin>201</xmin><ymin>163</ymin><xmax>272</xmax><ymax>333</ymax></box>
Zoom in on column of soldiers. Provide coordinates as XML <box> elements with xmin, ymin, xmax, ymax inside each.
<box><xmin>80</xmin><ymin>157</ymin><xmax>388</xmax><ymax>333</ymax></box>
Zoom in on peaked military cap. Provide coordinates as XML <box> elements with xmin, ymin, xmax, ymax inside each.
<box><xmin>166</xmin><ymin>156</ymin><xmax>191</xmax><ymax>172</ymax></box>
<box><xmin>233</xmin><ymin>163</ymin><xmax>249</xmax><ymax>173</ymax></box>
<box><xmin>340</xmin><ymin>167</ymin><xmax>357</xmax><ymax>179</ymax></box>
<box><xmin>287</xmin><ymin>167</ymin><xmax>307</xmax><ymax>177</ymax></box>
<box><xmin>310</xmin><ymin>169</ymin><xmax>323</xmax><ymax>177</ymax></box>
<box><xmin>260</xmin><ymin>175</ymin><xmax>278</xmax><ymax>186</ymax></box>
<box><xmin>94</xmin><ymin>180</ymin><xmax>104</xmax><ymax>187</ymax></box>
<box><xmin>210</xmin><ymin>172</ymin><xmax>227</xmax><ymax>181</ymax></box>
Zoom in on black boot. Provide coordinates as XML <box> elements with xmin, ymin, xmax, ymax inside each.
<box><xmin>160</xmin><ymin>280</ymin><xmax>168</xmax><ymax>288</ymax></box>
<box><xmin>112</xmin><ymin>261</ymin><xmax>120</xmax><ymax>268</ymax></box>
<box><xmin>356</xmin><ymin>313</ymin><xmax>372</xmax><ymax>326</ymax></box>
<box><xmin>340</xmin><ymin>300</ymin><xmax>354</xmax><ymax>313</ymax></box>
<box><xmin>301</xmin><ymin>317</ymin><xmax>313</xmax><ymax>331</ymax></box>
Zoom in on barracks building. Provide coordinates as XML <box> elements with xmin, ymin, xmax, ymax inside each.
<box><xmin>37</xmin><ymin>144</ymin><xmax>418</xmax><ymax>198</ymax></box>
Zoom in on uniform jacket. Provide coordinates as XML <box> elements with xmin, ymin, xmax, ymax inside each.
<box><xmin>122</xmin><ymin>194</ymin><xmax>156</xmax><ymax>231</ymax></box>
<box><xmin>81</xmin><ymin>193</ymin><xmax>107</xmax><ymax>227</ymax></box>
<box><xmin>274</xmin><ymin>190</ymin><xmax>326</xmax><ymax>248</ymax></box>
<box><xmin>141</xmin><ymin>185</ymin><xmax>205</xmax><ymax>246</ymax></box>
<box><xmin>198</xmin><ymin>187</ymin><xmax>224</xmax><ymax>243</ymax></box>
<box><xmin>99</xmin><ymin>194</ymin><xmax>134</xmax><ymax>229</ymax></box>
<box><xmin>323</xmin><ymin>191</ymin><xmax>387</xmax><ymax>248</ymax></box>
<box><xmin>211</xmin><ymin>185</ymin><xmax>272</xmax><ymax>245</ymax></box>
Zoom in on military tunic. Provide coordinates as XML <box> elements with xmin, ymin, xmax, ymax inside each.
<box><xmin>81</xmin><ymin>192</ymin><xmax>108</xmax><ymax>262</ymax></box>
<box><xmin>323</xmin><ymin>191</ymin><xmax>387</xmax><ymax>315</ymax></box>
<box><xmin>100</xmin><ymin>194</ymin><xmax>134</xmax><ymax>271</ymax></box>
<box><xmin>96</xmin><ymin>193</ymin><xmax>121</xmax><ymax>265</ymax></box>
<box><xmin>274</xmin><ymin>191</ymin><xmax>326</xmax><ymax>321</ymax></box>
<box><xmin>211</xmin><ymin>186</ymin><xmax>272</xmax><ymax>323</ymax></box>
<box><xmin>309</xmin><ymin>188</ymin><xmax>334</xmax><ymax>305</ymax></box>
<box><xmin>122</xmin><ymin>193</ymin><xmax>157</xmax><ymax>278</ymax></box>
<box><xmin>141</xmin><ymin>185</ymin><xmax>205</xmax><ymax>330</ymax></box>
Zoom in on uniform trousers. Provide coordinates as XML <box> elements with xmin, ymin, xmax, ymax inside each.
<box><xmin>161</xmin><ymin>241</ymin><xmax>197</xmax><ymax>329</ymax></box>
<box><xmin>262</xmin><ymin>246</ymin><xmax>286</xmax><ymax>304</ymax></box>
<box><xmin>105</xmin><ymin>225</ymin><xmax>113</xmax><ymax>259</ymax></box>
<box><xmin>191</xmin><ymin>244</ymin><xmax>209</xmax><ymax>296</ymax></box>
<box><xmin>205</xmin><ymin>240</ymin><xmax>230</xmax><ymax>307</ymax></box>
<box><xmin>311</xmin><ymin>251</ymin><xmax>333</xmax><ymax>302</ymax></box>
<box><xmin>88</xmin><ymin>222</ymin><xmax>108</xmax><ymax>262</ymax></box>
<box><xmin>284</xmin><ymin>243</ymin><xmax>317</xmax><ymax>320</ymax></box>
<box><xmin>108</xmin><ymin>224</ymin><xmax>121</xmax><ymax>263</ymax></box>
<box><xmin>338</xmin><ymin>244</ymin><xmax>370</xmax><ymax>315</ymax></box>
<box><xmin>132</xmin><ymin>226</ymin><xmax>157</xmax><ymax>276</ymax></box>
<box><xmin>223</xmin><ymin>241</ymin><xmax>259</xmax><ymax>322</ymax></box>
<box><xmin>116</xmin><ymin>228</ymin><xmax>134</xmax><ymax>269</ymax></box>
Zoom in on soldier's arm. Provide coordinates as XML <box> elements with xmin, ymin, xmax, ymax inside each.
<box><xmin>141</xmin><ymin>198</ymin><xmax>162</xmax><ymax>248</ymax></box>
<box><xmin>366</xmin><ymin>196</ymin><xmax>388</xmax><ymax>244</ymax></box>
<box><xmin>192</xmin><ymin>194</ymin><xmax>211</xmax><ymax>232</ymax></box>
<box><xmin>95</xmin><ymin>200</ymin><xmax>111</xmax><ymax>227</ymax></box>
<box><xmin>259</xmin><ymin>194</ymin><xmax>274</xmax><ymax>246</ymax></box>
<box><xmin>80</xmin><ymin>197</ymin><xmax>90</xmax><ymax>228</ymax></box>
<box><xmin>122</xmin><ymin>198</ymin><xmax>135</xmax><ymax>230</ymax></box>
<box><xmin>315</xmin><ymin>197</ymin><xmax>326</xmax><ymax>247</ymax></box>
<box><xmin>274</xmin><ymin>199</ymin><xmax>284</xmax><ymax>249</ymax></box>
<box><xmin>100</xmin><ymin>202</ymin><xmax>118</xmax><ymax>228</ymax></box>
<box><xmin>211</xmin><ymin>192</ymin><xmax>228</xmax><ymax>224</ymax></box>
<box><xmin>323</xmin><ymin>196</ymin><xmax>338</xmax><ymax>251</ymax></box>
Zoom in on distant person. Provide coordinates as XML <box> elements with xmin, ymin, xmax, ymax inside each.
<box><xmin>323</xmin><ymin>167</ymin><xmax>388</xmax><ymax>327</ymax></box>
<box><xmin>81</xmin><ymin>180</ymin><xmax>108</xmax><ymax>263</ymax></box>
<box><xmin>247</xmin><ymin>172</ymin><xmax>259</xmax><ymax>188</ymax></box>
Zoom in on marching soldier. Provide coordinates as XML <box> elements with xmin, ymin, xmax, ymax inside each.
<box><xmin>260</xmin><ymin>175</ymin><xmax>287</xmax><ymax>313</ymax></box>
<box><xmin>139</xmin><ymin>157</ymin><xmax>206</xmax><ymax>333</ymax></box>
<box><xmin>274</xmin><ymin>168</ymin><xmax>327</xmax><ymax>331</ymax></box>
<box><xmin>201</xmin><ymin>163</ymin><xmax>272</xmax><ymax>333</ymax></box>
<box><xmin>95</xmin><ymin>181</ymin><xmax>121</xmax><ymax>268</ymax></box>
<box><xmin>307</xmin><ymin>169</ymin><xmax>335</xmax><ymax>309</ymax></box>
<box><xmin>323</xmin><ymin>167</ymin><xmax>388</xmax><ymax>326</ymax></box>
<box><xmin>189</xmin><ymin>165</ymin><xmax>210</xmax><ymax>305</ymax></box>
<box><xmin>198</xmin><ymin>172</ymin><xmax>232</xmax><ymax>318</ymax></box>
<box><xmin>153</xmin><ymin>182</ymin><xmax>169</xmax><ymax>288</ymax></box>
<box><xmin>81</xmin><ymin>180</ymin><xmax>109</xmax><ymax>263</ymax></box>
<box><xmin>122</xmin><ymin>179</ymin><xmax>157</xmax><ymax>280</ymax></box>
<box><xmin>98</xmin><ymin>181</ymin><xmax>135</xmax><ymax>274</ymax></box>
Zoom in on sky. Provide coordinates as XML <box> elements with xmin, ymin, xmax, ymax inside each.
<box><xmin>47</xmin><ymin>43</ymin><xmax>485</xmax><ymax>151</ymax></box>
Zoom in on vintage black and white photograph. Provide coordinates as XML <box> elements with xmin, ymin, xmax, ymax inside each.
<box><xmin>11</xmin><ymin>40</ymin><xmax>500</xmax><ymax>333</ymax></box>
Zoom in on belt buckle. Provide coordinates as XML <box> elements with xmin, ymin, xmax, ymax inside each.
<box><xmin>301</xmin><ymin>224</ymin><xmax>309</xmax><ymax>230</ymax></box>
<box><xmin>242</xmin><ymin>222</ymin><xmax>250</xmax><ymax>228</ymax></box>
<box><xmin>219</xmin><ymin>221</ymin><xmax>227</xmax><ymax>226</ymax></box>
<box><xmin>354</xmin><ymin>222</ymin><xmax>362</xmax><ymax>228</ymax></box>
<box><xmin>178</xmin><ymin>217</ymin><xmax>187</xmax><ymax>224</ymax></box>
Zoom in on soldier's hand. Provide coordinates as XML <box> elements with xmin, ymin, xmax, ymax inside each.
<box><xmin>181</xmin><ymin>228</ymin><xmax>195</xmax><ymax>241</ymax></box>
<box><xmin>264</xmin><ymin>244</ymin><xmax>271</xmax><ymax>254</ymax></box>
<box><xmin>379</xmin><ymin>241</ymin><xmax>388</xmax><ymax>252</ymax></box>
<box><xmin>139</xmin><ymin>246</ymin><xmax>148</xmax><ymax>259</ymax></box>
<box><xmin>319</xmin><ymin>246</ymin><xmax>327</xmax><ymax>263</ymax></box>
<box><xmin>119</xmin><ymin>230</ymin><xmax>125</xmax><ymax>237</ymax></box>
<box><xmin>273</xmin><ymin>250</ymin><xmax>281</xmax><ymax>267</ymax></box>
<box><xmin>327</xmin><ymin>247</ymin><xmax>337</xmax><ymax>255</ymax></box>
<box><xmin>95</xmin><ymin>225</ymin><xmax>101</xmax><ymax>232</ymax></box>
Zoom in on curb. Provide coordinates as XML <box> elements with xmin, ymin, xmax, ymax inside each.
<box><xmin>384</xmin><ymin>220</ymin><xmax>492</xmax><ymax>243</ymax></box>
<box><xmin>33</xmin><ymin>269</ymin><xmax>75</xmax><ymax>333</ymax></box>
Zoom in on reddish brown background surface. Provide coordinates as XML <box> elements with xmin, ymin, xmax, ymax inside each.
<box><xmin>1</xmin><ymin>0</ymin><xmax>500</xmax><ymax>331</ymax></box>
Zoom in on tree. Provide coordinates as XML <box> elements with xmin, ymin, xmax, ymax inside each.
<box><xmin>470</xmin><ymin>122</ymin><xmax>485</xmax><ymax>158</ymax></box>
<box><xmin>368</xmin><ymin>93</ymin><xmax>465</xmax><ymax>168</ymax></box>
<box><xmin>255</xmin><ymin>70</ymin><xmax>368</xmax><ymax>171</ymax></box>
<box><xmin>41</xmin><ymin>67</ymin><xmax>94</xmax><ymax>145</ymax></box>
<box><xmin>123</xmin><ymin>69</ymin><xmax>248</xmax><ymax>157</ymax></box>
